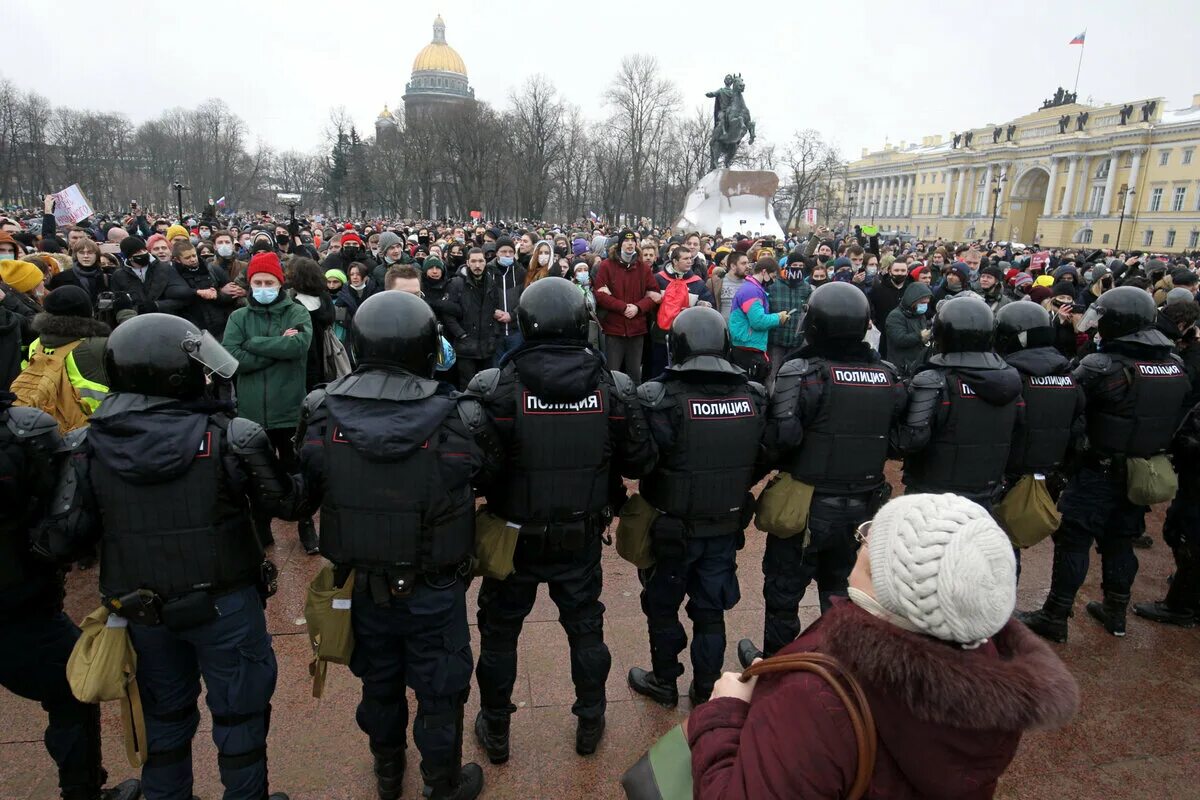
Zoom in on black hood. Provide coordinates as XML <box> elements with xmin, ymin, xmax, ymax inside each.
<box><xmin>1102</xmin><ymin>338</ymin><xmax>1178</xmax><ymax>361</ymax></box>
<box><xmin>934</xmin><ymin>359</ymin><xmax>1023</xmax><ymax>406</ymax></box>
<box><xmin>1002</xmin><ymin>346</ymin><xmax>1071</xmax><ymax>378</ymax></box>
<box><xmin>509</xmin><ymin>342</ymin><xmax>605</xmax><ymax>402</ymax></box>
<box><xmin>88</xmin><ymin>394</ymin><xmax>211</xmax><ymax>484</ymax></box>
<box><xmin>326</xmin><ymin>370</ymin><xmax>454</xmax><ymax>461</ymax></box>
<box><xmin>794</xmin><ymin>339</ymin><xmax>877</xmax><ymax>364</ymax></box>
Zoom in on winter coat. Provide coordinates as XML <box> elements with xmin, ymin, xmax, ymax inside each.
<box><xmin>729</xmin><ymin>276</ymin><xmax>782</xmax><ymax>353</ymax></box>
<box><xmin>651</xmin><ymin>268</ymin><xmax>717</xmax><ymax>339</ymax></box>
<box><xmin>688</xmin><ymin>599</ymin><xmax>1078</xmax><ymax>800</ymax></box>
<box><xmin>448</xmin><ymin>271</ymin><xmax>499</xmax><ymax>359</ymax></box>
<box><xmin>422</xmin><ymin>268</ymin><xmax>462</xmax><ymax>338</ymax></box>
<box><xmin>489</xmin><ymin>259</ymin><xmax>526</xmax><ymax>339</ymax></box>
<box><xmin>0</xmin><ymin>306</ymin><xmax>24</xmax><ymax>389</ymax></box>
<box><xmin>884</xmin><ymin>282</ymin><xmax>933</xmax><ymax>377</ymax></box>
<box><xmin>594</xmin><ymin>252</ymin><xmax>658</xmax><ymax>338</ymax></box>
<box><xmin>293</xmin><ymin>292</ymin><xmax>335</xmax><ymax>392</ymax></box>
<box><xmin>868</xmin><ymin>275</ymin><xmax>908</xmax><ymax>331</ymax></box>
<box><xmin>174</xmin><ymin>259</ymin><xmax>237</xmax><ymax>339</ymax></box>
<box><xmin>48</xmin><ymin>263</ymin><xmax>108</xmax><ymax>309</ymax></box>
<box><xmin>108</xmin><ymin>260</ymin><xmax>192</xmax><ymax>321</ymax></box>
<box><xmin>221</xmin><ymin>295</ymin><xmax>312</xmax><ymax>430</ymax></box>
<box><xmin>212</xmin><ymin>255</ymin><xmax>248</xmax><ymax>284</ymax></box>
<box><xmin>29</xmin><ymin>312</ymin><xmax>110</xmax><ymax>386</ymax></box>
<box><xmin>0</xmin><ymin>285</ymin><xmax>43</xmax><ymax>347</ymax></box>
<box><xmin>766</xmin><ymin>277</ymin><xmax>811</xmax><ymax>352</ymax></box>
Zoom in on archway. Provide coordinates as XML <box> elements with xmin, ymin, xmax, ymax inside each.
<box><xmin>1005</xmin><ymin>167</ymin><xmax>1049</xmax><ymax>245</ymax></box>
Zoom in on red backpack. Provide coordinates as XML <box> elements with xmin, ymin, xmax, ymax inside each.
<box><xmin>656</xmin><ymin>271</ymin><xmax>700</xmax><ymax>330</ymax></box>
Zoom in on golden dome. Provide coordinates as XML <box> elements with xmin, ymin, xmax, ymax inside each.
<box><xmin>377</xmin><ymin>104</ymin><xmax>394</xmax><ymax>119</ymax></box>
<box><xmin>412</xmin><ymin>14</ymin><xmax>467</xmax><ymax>76</ymax></box>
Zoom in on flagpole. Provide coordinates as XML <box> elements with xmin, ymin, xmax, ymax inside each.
<box><xmin>1072</xmin><ymin>30</ymin><xmax>1086</xmax><ymax>95</ymax></box>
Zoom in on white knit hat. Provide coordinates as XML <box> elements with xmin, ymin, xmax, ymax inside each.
<box><xmin>868</xmin><ymin>493</ymin><xmax>1016</xmax><ymax>646</ymax></box>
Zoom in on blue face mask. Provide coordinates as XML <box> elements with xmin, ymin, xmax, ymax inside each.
<box><xmin>497</xmin><ymin>256</ymin><xmax>514</xmax><ymax>267</ymax></box>
<box><xmin>576</xmin><ymin>272</ymin><xmax>590</xmax><ymax>285</ymax></box>
<box><xmin>915</xmin><ymin>303</ymin><xmax>929</xmax><ymax>315</ymax></box>
<box><xmin>253</xmin><ymin>287</ymin><xmax>279</xmax><ymax>305</ymax></box>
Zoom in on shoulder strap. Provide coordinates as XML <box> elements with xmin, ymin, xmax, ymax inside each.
<box><xmin>741</xmin><ymin>652</ymin><xmax>877</xmax><ymax>800</ymax></box>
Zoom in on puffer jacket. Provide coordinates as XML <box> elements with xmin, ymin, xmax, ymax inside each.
<box><xmin>221</xmin><ymin>294</ymin><xmax>313</xmax><ymax>429</ymax></box>
<box><xmin>884</xmin><ymin>282</ymin><xmax>933</xmax><ymax>377</ymax></box>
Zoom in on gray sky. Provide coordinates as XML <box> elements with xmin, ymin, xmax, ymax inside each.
<box><xmin>6</xmin><ymin>0</ymin><xmax>1199</xmax><ymax>163</ymax></box>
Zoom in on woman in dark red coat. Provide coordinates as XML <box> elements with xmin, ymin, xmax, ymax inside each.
<box><xmin>688</xmin><ymin>493</ymin><xmax>1079</xmax><ymax>799</ymax></box>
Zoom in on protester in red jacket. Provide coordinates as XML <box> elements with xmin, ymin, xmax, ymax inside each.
<box><xmin>688</xmin><ymin>493</ymin><xmax>1079</xmax><ymax>800</ymax></box>
<box><xmin>594</xmin><ymin>229</ymin><xmax>659</xmax><ymax>382</ymax></box>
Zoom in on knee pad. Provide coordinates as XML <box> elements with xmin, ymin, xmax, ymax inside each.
<box><xmin>689</xmin><ymin>609</ymin><xmax>725</xmax><ymax>637</ymax></box>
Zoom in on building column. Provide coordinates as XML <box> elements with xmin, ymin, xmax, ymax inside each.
<box><xmin>906</xmin><ymin>174</ymin><xmax>916</xmax><ymax>216</ymax></box>
<box><xmin>1043</xmin><ymin>157</ymin><xmax>1060</xmax><ymax>216</ymax></box>
<box><xmin>942</xmin><ymin>169</ymin><xmax>954</xmax><ymax>216</ymax></box>
<box><xmin>978</xmin><ymin>164</ymin><xmax>994</xmax><ymax>215</ymax></box>
<box><xmin>1073</xmin><ymin>155</ymin><xmax>1093</xmax><ymax>215</ymax></box>
<box><xmin>1059</xmin><ymin>156</ymin><xmax>1080</xmax><ymax>216</ymax></box>
<box><xmin>894</xmin><ymin>176</ymin><xmax>904</xmax><ymax>217</ymax></box>
<box><xmin>1100</xmin><ymin>151</ymin><xmax>1119</xmax><ymax>216</ymax></box>
<box><xmin>1125</xmin><ymin>149</ymin><xmax>1145</xmax><ymax>215</ymax></box>
<box><xmin>954</xmin><ymin>167</ymin><xmax>968</xmax><ymax>216</ymax></box>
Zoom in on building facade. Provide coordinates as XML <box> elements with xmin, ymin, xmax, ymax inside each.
<box><xmin>402</xmin><ymin>15</ymin><xmax>474</xmax><ymax>116</ymax></box>
<box><xmin>842</xmin><ymin>91</ymin><xmax>1200</xmax><ymax>253</ymax></box>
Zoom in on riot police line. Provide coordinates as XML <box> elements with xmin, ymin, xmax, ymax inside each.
<box><xmin>0</xmin><ymin>272</ymin><xmax>1195</xmax><ymax>800</ymax></box>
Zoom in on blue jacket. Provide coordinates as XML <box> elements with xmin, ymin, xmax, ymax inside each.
<box><xmin>730</xmin><ymin>276</ymin><xmax>783</xmax><ymax>353</ymax></box>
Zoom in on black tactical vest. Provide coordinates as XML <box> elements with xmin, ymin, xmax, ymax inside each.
<box><xmin>492</xmin><ymin>379</ymin><xmax>612</xmax><ymax>525</ymax></box>
<box><xmin>318</xmin><ymin>401</ymin><xmax>474</xmax><ymax>571</ymax></box>
<box><xmin>640</xmin><ymin>384</ymin><xmax>762</xmax><ymax>536</ymax></box>
<box><xmin>0</xmin><ymin>424</ymin><xmax>28</xmax><ymax>591</ymax></box>
<box><xmin>1007</xmin><ymin>372</ymin><xmax>1079</xmax><ymax>474</ymax></box>
<box><xmin>1088</xmin><ymin>355</ymin><xmax>1191</xmax><ymax>458</ymax></box>
<box><xmin>905</xmin><ymin>370</ymin><xmax>1018</xmax><ymax>495</ymax></box>
<box><xmin>786</xmin><ymin>361</ymin><xmax>898</xmax><ymax>494</ymax></box>
<box><xmin>95</xmin><ymin>419</ymin><xmax>261</xmax><ymax>600</ymax></box>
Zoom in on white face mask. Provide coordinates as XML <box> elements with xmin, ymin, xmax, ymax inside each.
<box><xmin>538</xmin><ymin>253</ymin><xmax>550</xmax><ymax>266</ymax></box>
<box><xmin>216</xmin><ymin>243</ymin><xmax>234</xmax><ymax>258</ymax></box>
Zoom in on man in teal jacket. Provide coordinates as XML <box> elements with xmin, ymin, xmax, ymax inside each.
<box><xmin>729</xmin><ymin>258</ymin><xmax>791</xmax><ymax>381</ymax></box>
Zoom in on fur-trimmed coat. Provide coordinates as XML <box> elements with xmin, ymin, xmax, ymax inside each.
<box><xmin>688</xmin><ymin>599</ymin><xmax>1079</xmax><ymax>799</ymax></box>
<box><xmin>29</xmin><ymin>312</ymin><xmax>110</xmax><ymax>386</ymax></box>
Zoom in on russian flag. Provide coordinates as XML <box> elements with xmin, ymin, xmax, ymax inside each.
<box><xmin>215</xmin><ymin>196</ymin><xmax>226</xmax><ymax>207</ymax></box>
<box><xmin>588</xmin><ymin>210</ymin><xmax>600</xmax><ymax>222</ymax></box>
<box><xmin>1069</xmin><ymin>31</ymin><xmax>1085</xmax><ymax>45</ymax></box>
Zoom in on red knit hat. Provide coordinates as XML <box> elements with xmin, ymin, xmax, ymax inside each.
<box><xmin>247</xmin><ymin>252</ymin><xmax>285</xmax><ymax>284</ymax></box>
<box><xmin>340</xmin><ymin>231</ymin><xmax>364</xmax><ymax>247</ymax></box>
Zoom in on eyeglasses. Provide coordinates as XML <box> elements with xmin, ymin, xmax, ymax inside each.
<box><xmin>854</xmin><ymin>521</ymin><xmax>872</xmax><ymax>545</ymax></box>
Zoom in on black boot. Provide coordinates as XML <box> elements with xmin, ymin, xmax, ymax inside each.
<box><xmin>627</xmin><ymin>667</ymin><xmax>679</xmax><ymax>708</ymax></box>
<box><xmin>268</xmin><ymin>794</ymin><xmax>290</xmax><ymax>800</ymax></box>
<box><xmin>473</xmin><ymin>711</ymin><xmax>509</xmax><ymax>765</ymax></box>
<box><xmin>687</xmin><ymin>681</ymin><xmax>713</xmax><ymax>706</ymax></box>
<box><xmin>575</xmin><ymin>715</ymin><xmax>605</xmax><ymax>756</ymax></box>
<box><xmin>254</xmin><ymin>515</ymin><xmax>275</xmax><ymax>548</ymax></box>
<box><xmin>1086</xmin><ymin>592</ymin><xmax>1130</xmax><ymax>637</ymax></box>
<box><xmin>298</xmin><ymin>517</ymin><xmax>320</xmax><ymax>555</ymax></box>
<box><xmin>736</xmin><ymin>638</ymin><xmax>763</xmax><ymax>669</ymax></box>
<box><xmin>371</xmin><ymin>743</ymin><xmax>406</xmax><ymax>800</ymax></box>
<box><xmin>1133</xmin><ymin>600</ymin><xmax>1197</xmax><ymax>627</ymax></box>
<box><xmin>422</xmin><ymin>763</ymin><xmax>483</xmax><ymax>800</ymax></box>
<box><xmin>97</xmin><ymin>779</ymin><xmax>141</xmax><ymax>800</ymax></box>
<box><xmin>1016</xmin><ymin>593</ymin><xmax>1073</xmax><ymax>643</ymax></box>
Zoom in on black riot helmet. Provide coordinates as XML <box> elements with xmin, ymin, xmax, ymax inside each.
<box><xmin>994</xmin><ymin>301</ymin><xmax>1055</xmax><ymax>355</ymax></box>
<box><xmin>932</xmin><ymin>296</ymin><xmax>995</xmax><ymax>354</ymax></box>
<box><xmin>1079</xmin><ymin>285</ymin><xmax>1157</xmax><ymax>341</ymax></box>
<box><xmin>352</xmin><ymin>290</ymin><xmax>440</xmax><ymax>377</ymax></box>
<box><xmin>802</xmin><ymin>282</ymin><xmax>870</xmax><ymax>345</ymax></box>
<box><xmin>669</xmin><ymin>306</ymin><xmax>739</xmax><ymax>374</ymax></box>
<box><xmin>517</xmin><ymin>276</ymin><xmax>589</xmax><ymax>343</ymax></box>
<box><xmin>105</xmin><ymin>313</ymin><xmax>237</xmax><ymax>399</ymax></box>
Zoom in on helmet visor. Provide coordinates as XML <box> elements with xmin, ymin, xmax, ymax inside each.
<box><xmin>182</xmin><ymin>330</ymin><xmax>238</xmax><ymax>379</ymax></box>
<box><xmin>1076</xmin><ymin>305</ymin><xmax>1102</xmax><ymax>333</ymax></box>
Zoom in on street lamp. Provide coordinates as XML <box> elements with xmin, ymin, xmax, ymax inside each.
<box><xmin>987</xmin><ymin>171</ymin><xmax>1007</xmax><ymax>243</ymax></box>
<box><xmin>172</xmin><ymin>182</ymin><xmax>189</xmax><ymax>219</ymax></box>
<box><xmin>1115</xmin><ymin>187</ymin><xmax>1135</xmax><ymax>251</ymax></box>
<box><xmin>869</xmin><ymin>200</ymin><xmax>879</xmax><ymax>224</ymax></box>
<box><xmin>845</xmin><ymin>189</ymin><xmax>858</xmax><ymax>232</ymax></box>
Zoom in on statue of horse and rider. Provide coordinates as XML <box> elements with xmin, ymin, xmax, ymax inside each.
<box><xmin>707</xmin><ymin>73</ymin><xmax>756</xmax><ymax>170</ymax></box>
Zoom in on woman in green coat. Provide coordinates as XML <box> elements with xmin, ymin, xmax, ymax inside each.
<box><xmin>222</xmin><ymin>252</ymin><xmax>317</xmax><ymax>551</ymax></box>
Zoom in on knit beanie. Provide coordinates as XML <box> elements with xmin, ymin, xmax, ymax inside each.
<box><xmin>166</xmin><ymin>224</ymin><xmax>191</xmax><ymax>242</ymax></box>
<box><xmin>495</xmin><ymin>235</ymin><xmax>515</xmax><ymax>252</ymax></box>
<box><xmin>246</xmin><ymin>252</ymin><xmax>285</xmax><ymax>284</ymax></box>
<box><xmin>868</xmin><ymin>493</ymin><xmax>1016</xmax><ymax>646</ymax></box>
<box><xmin>43</xmin><ymin>285</ymin><xmax>93</xmax><ymax>318</ymax></box>
<box><xmin>423</xmin><ymin>256</ymin><xmax>445</xmax><ymax>273</ymax></box>
<box><xmin>120</xmin><ymin>236</ymin><xmax>147</xmax><ymax>260</ymax></box>
<box><xmin>1033</xmin><ymin>274</ymin><xmax>1055</xmax><ymax>288</ymax></box>
<box><xmin>1029</xmin><ymin>285</ymin><xmax>1053</xmax><ymax>304</ymax></box>
<box><xmin>0</xmin><ymin>259</ymin><xmax>44</xmax><ymax>293</ymax></box>
<box><xmin>1012</xmin><ymin>272</ymin><xmax>1034</xmax><ymax>289</ymax></box>
<box><xmin>324</xmin><ymin>268</ymin><xmax>348</xmax><ymax>286</ymax></box>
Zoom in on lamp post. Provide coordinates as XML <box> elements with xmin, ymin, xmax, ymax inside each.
<box><xmin>987</xmin><ymin>171</ymin><xmax>1007</xmax><ymax>243</ymax></box>
<box><xmin>870</xmin><ymin>200</ymin><xmax>879</xmax><ymax>224</ymax></box>
<box><xmin>172</xmin><ymin>182</ymin><xmax>189</xmax><ymax>220</ymax></box>
<box><xmin>845</xmin><ymin>189</ymin><xmax>858</xmax><ymax>232</ymax></box>
<box><xmin>1115</xmin><ymin>187</ymin><xmax>1135</xmax><ymax>252</ymax></box>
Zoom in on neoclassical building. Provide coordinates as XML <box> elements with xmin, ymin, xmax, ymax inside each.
<box><xmin>842</xmin><ymin>90</ymin><xmax>1200</xmax><ymax>252</ymax></box>
<box><xmin>402</xmin><ymin>14</ymin><xmax>474</xmax><ymax>115</ymax></box>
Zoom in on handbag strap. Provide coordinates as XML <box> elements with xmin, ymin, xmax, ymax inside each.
<box><xmin>741</xmin><ymin>652</ymin><xmax>877</xmax><ymax>800</ymax></box>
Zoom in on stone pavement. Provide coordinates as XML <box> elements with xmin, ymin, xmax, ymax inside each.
<box><xmin>2</xmin><ymin>469</ymin><xmax>1198</xmax><ymax>799</ymax></box>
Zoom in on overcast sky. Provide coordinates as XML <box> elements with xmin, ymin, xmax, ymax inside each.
<box><xmin>5</xmin><ymin>0</ymin><xmax>1198</xmax><ymax>163</ymax></box>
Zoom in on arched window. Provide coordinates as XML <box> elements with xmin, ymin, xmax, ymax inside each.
<box><xmin>1074</xmin><ymin>228</ymin><xmax>1093</xmax><ymax>244</ymax></box>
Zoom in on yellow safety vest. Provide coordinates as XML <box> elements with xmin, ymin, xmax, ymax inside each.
<box><xmin>23</xmin><ymin>338</ymin><xmax>109</xmax><ymax>414</ymax></box>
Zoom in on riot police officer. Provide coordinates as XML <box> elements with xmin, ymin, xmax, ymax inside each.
<box><xmin>1020</xmin><ymin>287</ymin><xmax>1192</xmax><ymax>641</ymax></box>
<box><xmin>0</xmin><ymin>397</ymin><xmax>140</xmax><ymax>800</ymax></box>
<box><xmin>44</xmin><ymin>314</ymin><xmax>297</xmax><ymax>800</ymax></box>
<box><xmin>739</xmin><ymin>282</ymin><xmax>909</xmax><ymax>664</ymax></box>
<box><xmin>296</xmin><ymin>291</ymin><xmax>483</xmax><ymax>800</ymax></box>
<box><xmin>626</xmin><ymin>307</ymin><xmax>766</xmax><ymax>707</ymax></box>
<box><xmin>895</xmin><ymin>295</ymin><xmax>1022</xmax><ymax>506</ymax></box>
<box><xmin>468</xmin><ymin>277</ymin><xmax>653</xmax><ymax>760</ymax></box>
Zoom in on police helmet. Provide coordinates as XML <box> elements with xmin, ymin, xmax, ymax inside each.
<box><xmin>517</xmin><ymin>277</ymin><xmax>589</xmax><ymax>343</ymax></box>
<box><xmin>352</xmin><ymin>290</ymin><xmax>440</xmax><ymax>377</ymax></box>
<box><xmin>994</xmin><ymin>301</ymin><xmax>1054</xmax><ymax>355</ymax></box>
<box><xmin>802</xmin><ymin>282</ymin><xmax>870</xmax><ymax>345</ymax></box>
<box><xmin>105</xmin><ymin>313</ymin><xmax>237</xmax><ymax>399</ymax></box>
<box><xmin>669</xmin><ymin>306</ymin><xmax>736</xmax><ymax>373</ymax></box>
<box><xmin>1079</xmin><ymin>285</ymin><xmax>1157</xmax><ymax>342</ymax></box>
<box><xmin>932</xmin><ymin>296</ymin><xmax>995</xmax><ymax>354</ymax></box>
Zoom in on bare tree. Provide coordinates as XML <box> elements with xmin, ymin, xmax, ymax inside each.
<box><xmin>604</xmin><ymin>55</ymin><xmax>680</xmax><ymax>223</ymax></box>
<box><xmin>509</xmin><ymin>75</ymin><xmax>566</xmax><ymax>219</ymax></box>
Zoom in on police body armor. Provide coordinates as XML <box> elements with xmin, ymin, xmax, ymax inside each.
<box><xmin>94</xmin><ymin>418</ymin><xmax>262</xmax><ymax>601</ymax></box>
<box><xmin>0</xmin><ymin>417</ymin><xmax>32</xmax><ymax>591</ymax></box>
<box><xmin>1007</xmin><ymin>371</ymin><xmax>1079</xmax><ymax>475</ymax></box>
<box><xmin>492</xmin><ymin>378</ymin><xmax>611</xmax><ymax>526</ymax></box>
<box><xmin>1088</xmin><ymin>354</ymin><xmax>1191</xmax><ymax>459</ymax></box>
<box><xmin>318</xmin><ymin>399</ymin><xmax>474</xmax><ymax>572</ymax></box>
<box><xmin>640</xmin><ymin>383</ymin><xmax>762</xmax><ymax>536</ymax></box>
<box><xmin>907</xmin><ymin>370</ymin><xmax>1018</xmax><ymax>495</ymax></box>
<box><xmin>786</xmin><ymin>360</ymin><xmax>898</xmax><ymax>494</ymax></box>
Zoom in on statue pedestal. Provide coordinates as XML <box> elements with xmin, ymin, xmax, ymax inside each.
<box><xmin>674</xmin><ymin>169</ymin><xmax>784</xmax><ymax>239</ymax></box>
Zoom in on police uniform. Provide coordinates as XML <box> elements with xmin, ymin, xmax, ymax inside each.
<box><xmin>45</xmin><ymin>315</ymin><xmax>295</xmax><ymax>800</ymax></box>
<box><xmin>627</xmin><ymin>307</ymin><xmax>767</xmax><ymax>706</ymax></box>
<box><xmin>469</xmin><ymin>277</ymin><xmax>653</xmax><ymax>759</ymax></box>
